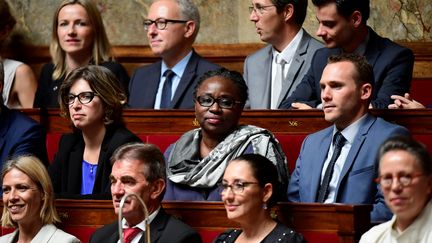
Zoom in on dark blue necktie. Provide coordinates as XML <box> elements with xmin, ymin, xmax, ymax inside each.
<box><xmin>317</xmin><ymin>131</ymin><xmax>346</xmax><ymax>203</ymax></box>
<box><xmin>160</xmin><ymin>69</ymin><xmax>175</xmax><ymax>109</ymax></box>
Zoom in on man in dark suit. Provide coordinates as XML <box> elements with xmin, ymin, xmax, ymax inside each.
<box><xmin>0</xmin><ymin>60</ymin><xmax>48</xmax><ymax>170</ymax></box>
<box><xmin>89</xmin><ymin>143</ymin><xmax>202</xmax><ymax>243</ymax></box>
<box><xmin>287</xmin><ymin>54</ymin><xmax>409</xmax><ymax>222</ymax></box>
<box><xmin>244</xmin><ymin>0</ymin><xmax>323</xmax><ymax>109</ymax></box>
<box><xmin>128</xmin><ymin>0</ymin><xmax>219</xmax><ymax>109</ymax></box>
<box><xmin>280</xmin><ymin>0</ymin><xmax>414</xmax><ymax>109</ymax></box>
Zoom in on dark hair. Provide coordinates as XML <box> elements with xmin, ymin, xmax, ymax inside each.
<box><xmin>327</xmin><ymin>53</ymin><xmax>374</xmax><ymax>87</ymax></box>
<box><xmin>111</xmin><ymin>142</ymin><xmax>166</xmax><ymax>183</ymax></box>
<box><xmin>378</xmin><ymin>136</ymin><xmax>432</xmax><ymax>176</ymax></box>
<box><xmin>312</xmin><ymin>0</ymin><xmax>370</xmax><ymax>23</ymax></box>
<box><xmin>272</xmin><ymin>0</ymin><xmax>308</xmax><ymax>26</ymax></box>
<box><xmin>0</xmin><ymin>0</ymin><xmax>16</xmax><ymax>34</ymax></box>
<box><xmin>194</xmin><ymin>68</ymin><xmax>249</xmax><ymax>105</ymax></box>
<box><xmin>231</xmin><ymin>154</ymin><xmax>281</xmax><ymax>207</ymax></box>
<box><xmin>58</xmin><ymin>65</ymin><xmax>126</xmax><ymax>126</ymax></box>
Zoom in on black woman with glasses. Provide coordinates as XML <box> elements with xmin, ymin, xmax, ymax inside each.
<box><xmin>48</xmin><ymin>65</ymin><xmax>141</xmax><ymax>198</ymax></box>
<box><xmin>163</xmin><ymin>68</ymin><xmax>288</xmax><ymax>201</ymax></box>
<box><xmin>215</xmin><ymin>154</ymin><xmax>305</xmax><ymax>243</ymax></box>
<box><xmin>127</xmin><ymin>0</ymin><xmax>219</xmax><ymax>109</ymax></box>
<box><xmin>34</xmin><ymin>0</ymin><xmax>129</xmax><ymax>108</ymax></box>
<box><xmin>360</xmin><ymin>136</ymin><xmax>432</xmax><ymax>243</ymax></box>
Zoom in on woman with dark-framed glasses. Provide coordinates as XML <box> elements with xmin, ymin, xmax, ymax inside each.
<box><xmin>360</xmin><ymin>136</ymin><xmax>432</xmax><ymax>243</ymax></box>
<box><xmin>48</xmin><ymin>65</ymin><xmax>140</xmax><ymax>198</ymax></box>
<box><xmin>214</xmin><ymin>154</ymin><xmax>304</xmax><ymax>243</ymax></box>
<box><xmin>163</xmin><ymin>68</ymin><xmax>288</xmax><ymax>201</ymax></box>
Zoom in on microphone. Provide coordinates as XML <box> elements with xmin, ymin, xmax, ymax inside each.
<box><xmin>118</xmin><ymin>193</ymin><xmax>151</xmax><ymax>243</ymax></box>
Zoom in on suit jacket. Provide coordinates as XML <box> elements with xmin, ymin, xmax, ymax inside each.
<box><xmin>280</xmin><ymin>27</ymin><xmax>414</xmax><ymax>109</ymax></box>
<box><xmin>48</xmin><ymin>125</ymin><xmax>141</xmax><ymax>198</ymax></box>
<box><xmin>244</xmin><ymin>30</ymin><xmax>323</xmax><ymax>109</ymax></box>
<box><xmin>0</xmin><ymin>224</ymin><xmax>80</xmax><ymax>243</ymax></box>
<box><xmin>127</xmin><ymin>50</ymin><xmax>220</xmax><ymax>109</ymax></box>
<box><xmin>0</xmin><ymin>105</ymin><xmax>48</xmax><ymax>167</ymax></box>
<box><xmin>287</xmin><ymin>114</ymin><xmax>410</xmax><ymax>222</ymax></box>
<box><xmin>89</xmin><ymin>208</ymin><xmax>202</xmax><ymax>243</ymax></box>
<box><xmin>34</xmin><ymin>61</ymin><xmax>130</xmax><ymax>108</ymax></box>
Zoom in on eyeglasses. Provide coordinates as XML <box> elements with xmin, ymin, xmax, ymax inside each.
<box><xmin>248</xmin><ymin>4</ymin><xmax>276</xmax><ymax>15</ymax></box>
<box><xmin>219</xmin><ymin>181</ymin><xmax>259</xmax><ymax>194</ymax></box>
<box><xmin>375</xmin><ymin>173</ymin><xmax>424</xmax><ymax>188</ymax></box>
<box><xmin>65</xmin><ymin>91</ymin><xmax>98</xmax><ymax>105</ymax></box>
<box><xmin>143</xmin><ymin>18</ymin><xmax>188</xmax><ymax>31</ymax></box>
<box><xmin>195</xmin><ymin>95</ymin><xmax>242</xmax><ymax>109</ymax></box>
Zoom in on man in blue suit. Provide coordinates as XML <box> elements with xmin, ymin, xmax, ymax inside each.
<box><xmin>287</xmin><ymin>53</ymin><xmax>409</xmax><ymax>222</ymax></box>
<box><xmin>0</xmin><ymin>60</ymin><xmax>48</xmax><ymax>169</ymax></box>
<box><xmin>280</xmin><ymin>0</ymin><xmax>414</xmax><ymax>109</ymax></box>
<box><xmin>128</xmin><ymin>0</ymin><xmax>219</xmax><ymax>109</ymax></box>
<box><xmin>244</xmin><ymin>0</ymin><xmax>323</xmax><ymax>109</ymax></box>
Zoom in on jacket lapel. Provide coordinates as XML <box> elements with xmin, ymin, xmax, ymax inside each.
<box><xmin>143</xmin><ymin>62</ymin><xmax>162</xmax><ymax>108</ymax></box>
<box><xmin>149</xmin><ymin>208</ymin><xmax>169</xmax><ymax>243</ymax></box>
<box><xmin>277</xmin><ymin>33</ymin><xmax>310</xmax><ymax>106</ymax></box>
<box><xmin>309</xmin><ymin>128</ymin><xmax>333</xmax><ymax>201</ymax></box>
<box><xmin>67</xmin><ymin>138</ymin><xmax>85</xmax><ymax>193</ymax></box>
<box><xmin>335</xmin><ymin>114</ymin><xmax>376</xmax><ymax>197</ymax></box>
<box><xmin>170</xmin><ymin>51</ymin><xmax>198</xmax><ymax>108</ymax></box>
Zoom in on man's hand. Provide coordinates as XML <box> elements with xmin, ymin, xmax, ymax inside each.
<box><xmin>388</xmin><ymin>93</ymin><xmax>425</xmax><ymax>109</ymax></box>
<box><xmin>291</xmin><ymin>102</ymin><xmax>314</xmax><ymax>109</ymax></box>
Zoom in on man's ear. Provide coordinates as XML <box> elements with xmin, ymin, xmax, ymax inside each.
<box><xmin>150</xmin><ymin>179</ymin><xmax>166</xmax><ymax>200</ymax></box>
<box><xmin>184</xmin><ymin>21</ymin><xmax>196</xmax><ymax>38</ymax></box>
<box><xmin>360</xmin><ymin>83</ymin><xmax>372</xmax><ymax>101</ymax></box>
<box><xmin>350</xmin><ymin>10</ymin><xmax>363</xmax><ymax>28</ymax></box>
<box><xmin>283</xmin><ymin>4</ymin><xmax>294</xmax><ymax>22</ymax></box>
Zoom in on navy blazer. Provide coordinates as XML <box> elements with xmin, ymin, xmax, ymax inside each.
<box><xmin>89</xmin><ymin>208</ymin><xmax>202</xmax><ymax>243</ymax></box>
<box><xmin>280</xmin><ymin>28</ymin><xmax>414</xmax><ymax>109</ymax></box>
<box><xmin>127</xmin><ymin>51</ymin><xmax>220</xmax><ymax>109</ymax></box>
<box><xmin>0</xmin><ymin>105</ymin><xmax>48</xmax><ymax>167</ymax></box>
<box><xmin>287</xmin><ymin>114</ymin><xmax>409</xmax><ymax>222</ymax></box>
<box><xmin>48</xmin><ymin>125</ymin><xmax>141</xmax><ymax>198</ymax></box>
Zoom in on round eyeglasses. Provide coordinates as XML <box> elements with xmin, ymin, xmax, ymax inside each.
<box><xmin>375</xmin><ymin>173</ymin><xmax>424</xmax><ymax>188</ymax></box>
<box><xmin>65</xmin><ymin>91</ymin><xmax>98</xmax><ymax>105</ymax></box>
<box><xmin>143</xmin><ymin>18</ymin><xmax>188</xmax><ymax>31</ymax></box>
<box><xmin>195</xmin><ymin>95</ymin><xmax>242</xmax><ymax>109</ymax></box>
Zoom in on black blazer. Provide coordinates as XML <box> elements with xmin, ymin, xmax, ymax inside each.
<box><xmin>127</xmin><ymin>50</ymin><xmax>220</xmax><ymax>109</ymax></box>
<box><xmin>89</xmin><ymin>208</ymin><xmax>202</xmax><ymax>243</ymax></box>
<box><xmin>48</xmin><ymin>125</ymin><xmax>141</xmax><ymax>198</ymax></box>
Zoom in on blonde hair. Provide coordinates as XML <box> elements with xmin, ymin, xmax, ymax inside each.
<box><xmin>50</xmin><ymin>0</ymin><xmax>113</xmax><ymax>80</ymax></box>
<box><xmin>1</xmin><ymin>155</ymin><xmax>60</xmax><ymax>228</ymax></box>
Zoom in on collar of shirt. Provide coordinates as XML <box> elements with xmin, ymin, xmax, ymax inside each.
<box><xmin>272</xmin><ymin>28</ymin><xmax>304</xmax><ymax>65</ymax></box>
<box><xmin>154</xmin><ymin>51</ymin><xmax>193</xmax><ymax>109</ymax></box>
<box><xmin>332</xmin><ymin>113</ymin><xmax>368</xmax><ymax>145</ymax></box>
<box><xmin>351</xmin><ymin>29</ymin><xmax>370</xmax><ymax>56</ymax></box>
<box><xmin>122</xmin><ymin>206</ymin><xmax>160</xmax><ymax>230</ymax></box>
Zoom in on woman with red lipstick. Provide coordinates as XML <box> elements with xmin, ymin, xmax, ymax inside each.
<box><xmin>34</xmin><ymin>0</ymin><xmax>129</xmax><ymax>108</ymax></box>
<box><xmin>163</xmin><ymin>68</ymin><xmax>288</xmax><ymax>201</ymax></box>
<box><xmin>360</xmin><ymin>136</ymin><xmax>432</xmax><ymax>243</ymax></box>
<box><xmin>48</xmin><ymin>65</ymin><xmax>140</xmax><ymax>198</ymax></box>
<box><xmin>0</xmin><ymin>155</ymin><xmax>80</xmax><ymax>243</ymax></box>
<box><xmin>215</xmin><ymin>154</ymin><xmax>304</xmax><ymax>243</ymax></box>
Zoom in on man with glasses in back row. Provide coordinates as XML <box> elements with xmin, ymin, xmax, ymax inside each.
<box><xmin>128</xmin><ymin>0</ymin><xmax>220</xmax><ymax>109</ymax></box>
<box><xmin>244</xmin><ymin>0</ymin><xmax>323</xmax><ymax>109</ymax></box>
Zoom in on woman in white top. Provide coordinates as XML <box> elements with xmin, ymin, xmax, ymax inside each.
<box><xmin>360</xmin><ymin>136</ymin><xmax>432</xmax><ymax>243</ymax></box>
<box><xmin>0</xmin><ymin>155</ymin><xmax>80</xmax><ymax>243</ymax></box>
<box><xmin>0</xmin><ymin>0</ymin><xmax>37</xmax><ymax>108</ymax></box>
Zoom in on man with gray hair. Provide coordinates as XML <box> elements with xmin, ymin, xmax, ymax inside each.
<box><xmin>128</xmin><ymin>0</ymin><xmax>219</xmax><ymax>109</ymax></box>
<box><xmin>0</xmin><ymin>59</ymin><xmax>48</xmax><ymax>170</ymax></box>
<box><xmin>90</xmin><ymin>142</ymin><xmax>202</xmax><ymax>243</ymax></box>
